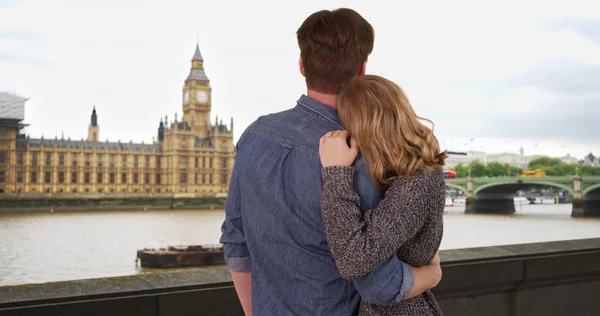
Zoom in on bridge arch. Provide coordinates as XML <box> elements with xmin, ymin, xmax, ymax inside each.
<box><xmin>474</xmin><ymin>181</ymin><xmax>574</xmax><ymax>196</ymax></box>
<box><xmin>583</xmin><ymin>183</ymin><xmax>600</xmax><ymax>197</ymax></box>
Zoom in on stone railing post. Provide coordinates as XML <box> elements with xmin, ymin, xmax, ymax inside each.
<box><xmin>572</xmin><ymin>175</ymin><xmax>583</xmax><ymax>217</ymax></box>
<box><xmin>465</xmin><ymin>176</ymin><xmax>475</xmax><ymax>213</ymax></box>
<box><xmin>466</xmin><ymin>177</ymin><xmax>473</xmax><ymax>199</ymax></box>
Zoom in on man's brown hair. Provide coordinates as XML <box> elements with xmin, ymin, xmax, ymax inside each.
<box><xmin>297</xmin><ymin>8</ymin><xmax>374</xmax><ymax>94</ymax></box>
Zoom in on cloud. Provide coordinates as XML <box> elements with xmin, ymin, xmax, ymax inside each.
<box><xmin>0</xmin><ymin>52</ymin><xmax>49</xmax><ymax>67</ymax></box>
<box><xmin>545</xmin><ymin>19</ymin><xmax>600</xmax><ymax>46</ymax></box>
<box><xmin>483</xmin><ymin>97</ymin><xmax>600</xmax><ymax>140</ymax></box>
<box><xmin>467</xmin><ymin>58</ymin><xmax>600</xmax><ymax>140</ymax></box>
<box><xmin>486</xmin><ymin>58</ymin><xmax>600</xmax><ymax>97</ymax></box>
<box><xmin>0</xmin><ymin>29</ymin><xmax>41</xmax><ymax>42</ymax></box>
<box><xmin>423</xmin><ymin>54</ymin><xmax>600</xmax><ymax>146</ymax></box>
<box><xmin>0</xmin><ymin>0</ymin><xmax>19</xmax><ymax>9</ymax></box>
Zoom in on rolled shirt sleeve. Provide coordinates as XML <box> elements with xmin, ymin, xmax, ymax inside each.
<box><xmin>353</xmin><ymin>255</ymin><xmax>415</xmax><ymax>306</ymax></box>
<box><xmin>219</xmin><ymin>144</ymin><xmax>252</xmax><ymax>273</ymax></box>
<box><xmin>223</xmin><ymin>248</ymin><xmax>252</xmax><ymax>272</ymax></box>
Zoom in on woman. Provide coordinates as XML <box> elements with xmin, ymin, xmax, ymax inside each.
<box><xmin>319</xmin><ymin>75</ymin><xmax>447</xmax><ymax>315</ymax></box>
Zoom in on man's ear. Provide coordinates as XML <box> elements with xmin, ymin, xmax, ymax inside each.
<box><xmin>299</xmin><ymin>57</ymin><xmax>306</xmax><ymax>77</ymax></box>
<box><xmin>358</xmin><ymin>60</ymin><xmax>367</xmax><ymax>75</ymax></box>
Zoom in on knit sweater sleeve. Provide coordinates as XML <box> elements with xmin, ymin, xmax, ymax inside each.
<box><xmin>321</xmin><ymin>165</ymin><xmax>431</xmax><ymax>280</ymax></box>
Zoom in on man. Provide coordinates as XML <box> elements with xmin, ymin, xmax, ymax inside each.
<box><xmin>220</xmin><ymin>8</ymin><xmax>442</xmax><ymax>315</ymax></box>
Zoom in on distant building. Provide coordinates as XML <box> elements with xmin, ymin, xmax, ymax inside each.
<box><xmin>444</xmin><ymin>151</ymin><xmax>471</xmax><ymax>168</ymax></box>
<box><xmin>470</xmin><ymin>152</ymin><xmax>539</xmax><ymax>169</ymax></box>
<box><xmin>444</xmin><ymin>146</ymin><xmax>595</xmax><ymax>170</ymax></box>
<box><xmin>582</xmin><ymin>153</ymin><xmax>599</xmax><ymax>167</ymax></box>
<box><xmin>444</xmin><ymin>150</ymin><xmax>539</xmax><ymax>169</ymax></box>
<box><xmin>560</xmin><ymin>154</ymin><xmax>579</xmax><ymax>165</ymax></box>
<box><xmin>0</xmin><ymin>43</ymin><xmax>234</xmax><ymax>195</ymax></box>
<box><xmin>0</xmin><ymin>92</ymin><xmax>26</xmax><ymax>121</ymax></box>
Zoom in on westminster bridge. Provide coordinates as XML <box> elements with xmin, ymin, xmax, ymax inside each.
<box><xmin>445</xmin><ymin>175</ymin><xmax>600</xmax><ymax>217</ymax></box>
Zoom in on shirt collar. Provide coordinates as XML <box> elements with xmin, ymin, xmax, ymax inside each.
<box><xmin>296</xmin><ymin>94</ymin><xmax>343</xmax><ymax>129</ymax></box>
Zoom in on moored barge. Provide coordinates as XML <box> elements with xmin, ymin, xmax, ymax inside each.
<box><xmin>136</xmin><ymin>244</ymin><xmax>225</xmax><ymax>268</ymax></box>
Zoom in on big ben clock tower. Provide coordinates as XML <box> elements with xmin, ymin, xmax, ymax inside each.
<box><xmin>182</xmin><ymin>43</ymin><xmax>211</xmax><ymax>138</ymax></box>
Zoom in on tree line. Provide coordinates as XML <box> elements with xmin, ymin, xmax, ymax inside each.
<box><xmin>452</xmin><ymin>157</ymin><xmax>600</xmax><ymax>178</ymax></box>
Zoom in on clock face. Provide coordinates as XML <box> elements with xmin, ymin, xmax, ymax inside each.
<box><xmin>183</xmin><ymin>91</ymin><xmax>190</xmax><ymax>103</ymax></box>
<box><xmin>196</xmin><ymin>90</ymin><xmax>208</xmax><ymax>103</ymax></box>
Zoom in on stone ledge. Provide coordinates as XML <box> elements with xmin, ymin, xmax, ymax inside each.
<box><xmin>440</xmin><ymin>238</ymin><xmax>600</xmax><ymax>263</ymax></box>
<box><xmin>0</xmin><ymin>266</ymin><xmax>232</xmax><ymax>306</ymax></box>
<box><xmin>434</xmin><ymin>238</ymin><xmax>600</xmax><ymax>298</ymax></box>
<box><xmin>1</xmin><ymin>238</ymin><xmax>599</xmax><ymax>307</ymax></box>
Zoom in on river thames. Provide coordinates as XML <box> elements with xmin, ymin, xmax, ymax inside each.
<box><xmin>1</xmin><ymin>204</ymin><xmax>599</xmax><ymax>286</ymax></box>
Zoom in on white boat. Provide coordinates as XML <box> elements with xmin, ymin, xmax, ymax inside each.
<box><xmin>453</xmin><ymin>197</ymin><xmax>466</xmax><ymax>205</ymax></box>
<box><xmin>445</xmin><ymin>197</ymin><xmax>454</xmax><ymax>207</ymax></box>
<box><xmin>513</xmin><ymin>197</ymin><xmax>529</xmax><ymax>204</ymax></box>
<box><xmin>532</xmin><ymin>197</ymin><xmax>555</xmax><ymax>205</ymax></box>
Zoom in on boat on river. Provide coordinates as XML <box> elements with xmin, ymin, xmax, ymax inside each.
<box><xmin>136</xmin><ymin>244</ymin><xmax>225</xmax><ymax>268</ymax></box>
<box><xmin>453</xmin><ymin>197</ymin><xmax>466</xmax><ymax>205</ymax></box>
<box><xmin>531</xmin><ymin>197</ymin><xmax>556</xmax><ymax>205</ymax></box>
<box><xmin>513</xmin><ymin>196</ymin><xmax>530</xmax><ymax>205</ymax></box>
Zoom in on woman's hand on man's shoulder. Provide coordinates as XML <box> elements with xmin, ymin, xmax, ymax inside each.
<box><xmin>319</xmin><ymin>130</ymin><xmax>358</xmax><ymax>168</ymax></box>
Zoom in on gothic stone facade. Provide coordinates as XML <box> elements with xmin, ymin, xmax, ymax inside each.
<box><xmin>0</xmin><ymin>44</ymin><xmax>234</xmax><ymax>196</ymax></box>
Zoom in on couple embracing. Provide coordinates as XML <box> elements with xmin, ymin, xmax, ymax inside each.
<box><xmin>220</xmin><ymin>8</ymin><xmax>447</xmax><ymax>316</ymax></box>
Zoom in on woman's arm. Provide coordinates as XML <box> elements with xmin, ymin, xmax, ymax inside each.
<box><xmin>321</xmin><ymin>165</ymin><xmax>435</xmax><ymax>280</ymax></box>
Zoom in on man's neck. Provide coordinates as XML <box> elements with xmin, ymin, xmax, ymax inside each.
<box><xmin>307</xmin><ymin>89</ymin><xmax>338</xmax><ymax>110</ymax></box>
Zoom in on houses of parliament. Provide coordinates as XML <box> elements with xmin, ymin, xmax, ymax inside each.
<box><xmin>0</xmin><ymin>43</ymin><xmax>234</xmax><ymax>196</ymax></box>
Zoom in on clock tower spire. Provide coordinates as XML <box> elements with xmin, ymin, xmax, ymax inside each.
<box><xmin>182</xmin><ymin>42</ymin><xmax>211</xmax><ymax>138</ymax></box>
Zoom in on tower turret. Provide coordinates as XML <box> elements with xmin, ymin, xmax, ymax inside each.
<box><xmin>91</xmin><ymin>106</ymin><xmax>97</xmax><ymax>126</ymax></box>
<box><xmin>192</xmin><ymin>42</ymin><xmax>204</xmax><ymax>69</ymax></box>
<box><xmin>158</xmin><ymin>118</ymin><xmax>165</xmax><ymax>142</ymax></box>
<box><xmin>87</xmin><ymin>106</ymin><xmax>99</xmax><ymax>142</ymax></box>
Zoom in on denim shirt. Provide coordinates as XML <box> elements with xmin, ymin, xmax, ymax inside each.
<box><xmin>220</xmin><ymin>95</ymin><xmax>415</xmax><ymax>315</ymax></box>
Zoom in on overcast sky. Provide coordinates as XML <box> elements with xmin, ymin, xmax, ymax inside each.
<box><xmin>1</xmin><ymin>0</ymin><xmax>599</xmax><ymax>159</ymax></box>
